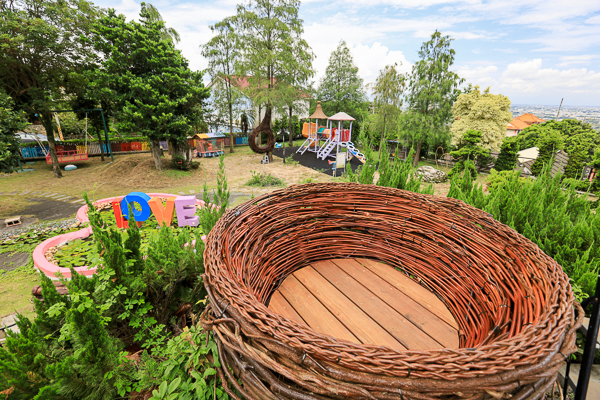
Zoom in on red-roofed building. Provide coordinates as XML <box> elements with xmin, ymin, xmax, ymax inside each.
<box><xmin>506</xmin><ymin>113</ymin><xmax>545</xmax><ymax>137</ymax></box>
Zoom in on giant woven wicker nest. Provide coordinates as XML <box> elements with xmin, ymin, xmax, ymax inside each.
<box><xmin>201</xmin><ymin>183</ymin><xmax>582</xmax><ymax>400</ymax></box>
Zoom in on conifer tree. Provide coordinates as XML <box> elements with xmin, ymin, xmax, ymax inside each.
<box><xmin>530</xmin><ymin>129</ymin><xmax>564</xmax><ymax>176</ymax></box>
<box><xmin>448</xmin><ymin>130</ymin><xmax>490</xmax><ymax>178</ymax></box>
<box><xmin>494</xmin><ymin>137</ymin><xmax>519</xmax><ymax>171</ymax></box>
<box><xmin>448</xmin><ymin>163</ymin><xmax>600</xmax><ymax>296</ymax></box>
<box><xmin>402</xmin><ymin>31</ymin><xmax>463</xmax><ymax>166</ymax></box>
<box><xmin>318</xmin><ymin>41</ymin><xmax>368</xmax><ymax>118</ymax></box>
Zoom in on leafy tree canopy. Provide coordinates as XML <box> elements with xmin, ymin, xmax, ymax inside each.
<box><xmin>0</xmin><ymin>90</ymin><xmax>27</xmax><ymax>172</ymax></box>
<box><xmin>450</xmin><ymin>86</ymin><xmax>512</xmax><ymax>152</ymax></box>
<box><xmin>0</xmin><ymin>0</ymin><xmax>100</xmax><ymax>177</ymax></box>
<box><xmin>401</xmin><ymin>31</ymin><xmax>464</xmax><ymax>166</ymax></box>
<box><xmin>92</xmin><ymin>6</ymin><xmax>209</xmax><ymax>169</ymax></box>
<box><xmin>370</xmin><ymin>63</ymin><xmax>405</xmax><ymax>157</ymax></box>
<box><xmin>516</xmin><ymin>119</ymin><xmax>599</xmax><ymax>156</ymax></box>
<box><xmin>317</xmin><ymin>40</ymin><xmax>367</xmax><ymax>119</ymax></box>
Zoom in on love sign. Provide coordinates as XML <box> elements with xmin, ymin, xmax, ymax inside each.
<box><xmin>112</xmin><ymin>192</ymin><xmax>199</xmax><ymax>228</ymax></box>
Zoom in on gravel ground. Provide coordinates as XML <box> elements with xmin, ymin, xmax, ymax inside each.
<box><xmin>1</xmin><ymin>218</ymin><xmax>80</xmax><ymax>243</ymax></box>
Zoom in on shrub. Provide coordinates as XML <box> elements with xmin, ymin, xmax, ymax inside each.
<box><xmin>246</xmin><ymin>171</ymin><xmax>284</xmax><ymax>187</ymax></box>
<box><xmin>172</xmin><ymin>155</ymin><xmax>199</xmax><ymax>171</ymax></box>
<box><xmin>0</xmin><ymin>159</ymin><xmax>233</xmax><ymax>399</ymax></box>
<box><xmin>494</xmin><ymin>137</ymin><xmax>519</xmax><ymax>171</ymax></box>
<box><xmin>530</xmin><ymin>129</ymin><xmax>563</xmax><ymax>176</ymax></box>
<box><xmin>485</xmin><ymin>168</ymin><xmax>525</xmax><ymax>192</ymax></box>
<box><xmin>448</xmin><ymin>130</ymin><xmax>491</xmax><ymax>178</ymax></box>
<box><xmin>448</xmin><ymin>163</ymin><xmax>600</xmax><ymax>297</ymax></box>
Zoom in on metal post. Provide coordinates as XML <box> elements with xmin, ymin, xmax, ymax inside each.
<box><xmin>99</xmin><ymin>109</ymin><xmax>113</xmax><ymax>162</ymax></box>
<box><xmin>575</xmin><ymin>273</ymin><xmax>600</xmax><ymax>400</ymax></box>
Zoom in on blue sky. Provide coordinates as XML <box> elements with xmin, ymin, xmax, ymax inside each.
<box><xmin>94</xmin><ymin>0</ymin><xmax>600</xmax><ymax>106</ymax></box>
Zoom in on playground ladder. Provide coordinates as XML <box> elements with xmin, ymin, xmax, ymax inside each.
<box><xmin>317</xmin><ymin>139</ymin><xmax>336</xmax><ymax>160</ymax></box>
<box><xmin>297</xmin><ymin>138</ymin><xmax>312</xmax><ymax>155</ymax></box>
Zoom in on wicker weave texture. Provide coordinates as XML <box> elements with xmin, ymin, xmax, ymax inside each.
<box><xmin>201</xmin><ymin>183</ymin><xmax>582</xmax><ymax>400</ymax></box>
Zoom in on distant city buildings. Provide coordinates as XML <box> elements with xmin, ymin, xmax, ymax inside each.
<box><xmin>510</xmin><ymin>105</ymin><xmax>600</xmax><ymax>131</ymax></box>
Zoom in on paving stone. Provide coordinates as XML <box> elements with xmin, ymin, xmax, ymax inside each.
<box><xmin>58</xmin><ymin>196</ymin><xmax>72</xmax><ymax>201</ymax></box>
<box><xmin>7</xmin><ymin>191</ymin><xmax>18</xmax><ymax>195</ymax></box>
<box><xmin>189</xmin><ymin>190</ymin><xmax>196</xmax><ymax>194</ymax></box>
<box><xmin>1</xmin><ymin>314</ymin><xmax>20</xmax><ymax>335</ymax></box>
<box><xmin>0</xmin><ymin>193</ymin><xmax>4</xmax><ymax>196</ymax></box>
<box><xmin>20</xmin><ymin>191</ymin><xmax>31</xmax><ymax>195</ymax></box>
<box><xmin>72</xmin><ymin>199</ymin><xmax>86</xmax><ymax>204</ymax></box>
<box><xmin>179</xmin><ymin>191</ymin><xmax>186</xmax><ymax>195</ymax></box>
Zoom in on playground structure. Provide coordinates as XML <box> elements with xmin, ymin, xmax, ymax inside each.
<box><xmin>297</xmin><ymin>101</ymin><xmax>365</xmax><ymax>166</ymax></box>
<box><xmin>193</xmin><ymin>132</ymin><xmax>226</xmax><ymax>157</ymax></box>
<box><xmin>43</xmin><ymin>108</ymin><xmax>113</xmax><ymax>164</ymax></box>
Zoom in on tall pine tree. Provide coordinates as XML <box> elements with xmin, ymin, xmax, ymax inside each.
<box><xmin>403</xmin><ymin>31</ymin><xmax>463</xmax><ymax>166</ymax></box>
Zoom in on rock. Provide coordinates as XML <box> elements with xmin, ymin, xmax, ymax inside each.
<box><xmin>415</xmin><ymin>166</ymin><xmax>447</xmax><ymax>183</ymax></box>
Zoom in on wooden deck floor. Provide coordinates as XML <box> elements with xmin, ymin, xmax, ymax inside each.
<box><xmin>268</xmin><ymin>258</ymin><xmax>459</xmax><ymax>350</ymax></box>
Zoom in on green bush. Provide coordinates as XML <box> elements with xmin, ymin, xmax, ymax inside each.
<box><xmin>485</xmin><ymin>168</ymin><xmax>525</xmax><ymax>192</ymax></box>
<box><xmin>246</xmin><ymin>171</ymin><xmax>284</xmax><ymax>187</ymax></box>
<box><xmin>449</xmin><ymin>164</ymin><xmax>600</xmax><ymax>297</ymax></box>
<box><xmin>0</xmin><ymin>159</ymin><xmax>233</xmax><ymax>399</ymax></box>
<box><xmin>494</xmin><ymin>137</ymin><xmax>519</xmax><ymax>171</ymax></box>
<box><xmin>0</xmin><ymin>90</ymin><xmax>26</xmax><ymax>172</ymax></box>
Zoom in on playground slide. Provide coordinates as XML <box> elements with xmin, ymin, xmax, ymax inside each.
<box><xmin>341</xmin><ymin>142</ymin><xmax>365</xmax><ymax>164</ymax></box>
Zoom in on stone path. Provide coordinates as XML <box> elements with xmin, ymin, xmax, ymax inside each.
<box><xmin>0</xmin><ymin>314</ymin><xmax>20</xmax><ymax>346</ymax></box>
<box><xmin>0</xmin><ymin>191</ymin><xmax>88</xmax><ymax>205</ymax></box>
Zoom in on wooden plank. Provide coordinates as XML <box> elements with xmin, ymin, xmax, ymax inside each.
<box><xmin>294</xmin><ymin>266</ymin><xmax>406</xmax><ymax>350</ymax></box>
<box><xmin>277</xmin><ymin>275</ymin><xmax>360</xmax><ymax>344</ymax></box>
<box><xmin>357</xmin><ymin>258</ymin><xmax>458</xmax><ymax>329</ymax></box>
<box><xmin>330</xmin><ymin>259</ymin><xmax>458</xmax><ymax>349</ymax></box>
<box><xmin>314</xmin><ymin>260</ymin><xmax>444</xmax><ymax>350</ymax></box>
<box><xmin>268</xmin><ymin>291</ymin><xmax>306</xmax><ymax>326</ymax></box>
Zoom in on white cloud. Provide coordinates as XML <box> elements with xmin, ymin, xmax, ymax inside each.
<box><xmin>586</xmin><ymin>14</ymin><xmax>600</xmax><ymax>24</ymax></box>
<box><xmin>454</xmin><ymin>65</ymin><xmax>499</xmax><ymax>89</ymax></box>
<box><xmin>559</xmin><ymin>55</ymin><xmax>600</xmax><ymax>66</ymax></box>
<box><xmin>500</xmin><ymin>59</ymin><xmax>600</xmax><ymax>96</ymax></box>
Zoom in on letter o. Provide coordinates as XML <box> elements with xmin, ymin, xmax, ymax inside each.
<box><xmin>120</xmin><ymin>192</ymin><xmax>152</xmax><ymax>222</ymax></box>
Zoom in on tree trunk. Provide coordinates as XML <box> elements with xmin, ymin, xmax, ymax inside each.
<box><xmin>229</xmin><ymin>107</ymin><xmax>235</xmax><ymax>154</ymax></box>
<box><xmin>41</xmin><ymin>113</ymin><xmax>62</xmax><ymax>178</ymax></box>
<box><xmin>378</xmin><ymin>114</ymin><xmax>387</xmax><ymax>160</ymax></box>
<box><xmin>413</xmin><ymin>140</ymin><xmax>422</xmax><ymax>167</ymax></box>
<box><xmin>257</xmin><ymin>105</ymin><xmax>262</xmax><ymax>146</ymax></box>
<box><xmin>151</xmin><ymin>139</ymin><xmax>163</xmax><ymax>170</ymax></box>
<box><xmin>288</xmin><ymin>106</ymin><xmax>294</xmax><ymax>146</ymax></box>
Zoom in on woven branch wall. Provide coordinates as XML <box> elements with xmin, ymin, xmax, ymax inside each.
<box><xmin>201</xmin><ymin>183</ymin><xmax>582</xmax><ymax>400</ymax></box>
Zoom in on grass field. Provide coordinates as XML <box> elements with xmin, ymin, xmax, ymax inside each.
<box><xmin>0</xmin><ymin>146</ymin><xmax>484</xmax><ymax>321</ymax></box>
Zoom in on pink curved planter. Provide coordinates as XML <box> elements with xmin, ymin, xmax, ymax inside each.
<box><xmin>34</xmin><ymin>193</ymin><xmax>206</xmax><ymax>280</ymax></box>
